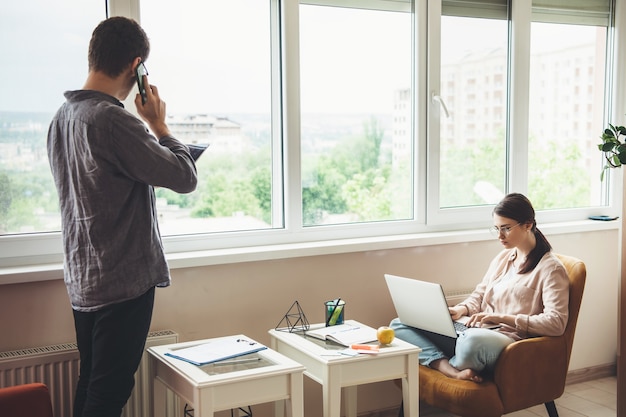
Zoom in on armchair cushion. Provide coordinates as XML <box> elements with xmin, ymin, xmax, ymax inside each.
<box><xmin>419</xmin><ymin>366</ymin><xmax>502</xmax><ymax>417</ymax></box>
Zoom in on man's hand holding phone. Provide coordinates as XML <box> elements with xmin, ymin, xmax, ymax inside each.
<box><xmin>134</xmin><ymin>63</ymin><xmax>170</xmax><ymax>138</ymax></box>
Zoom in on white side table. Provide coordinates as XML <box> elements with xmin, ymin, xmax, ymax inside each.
<box><xmin>148</xmin><ymin>335</ymin><xmax>306</xmax><ymax>417</ymax></box>
<box><xmin>269</xmin><ymin>320</ymin><xmax>421</xmax><ymax>417</ymax></box>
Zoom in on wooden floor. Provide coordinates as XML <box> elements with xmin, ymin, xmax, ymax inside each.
<box><xmin>373</xmin><ymin>376</ymin><xmax>617</xmax><ymax>417</ymax></box>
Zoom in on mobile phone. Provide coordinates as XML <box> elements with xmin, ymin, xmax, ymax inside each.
<box><xmin>135</xmin><ymin>61</ymin><xmax>149</xmax><ymax>104</ymax></box>
<box><xmin>588</xmin><ymin>215</ymin><xmax>619</xmax><ymax>221</ymax></box>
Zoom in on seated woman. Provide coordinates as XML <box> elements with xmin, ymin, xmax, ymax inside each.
<box><xmin>391</xmin><ymin>193</ymin><xmax>569</xmax><ymax>382</ymax></box>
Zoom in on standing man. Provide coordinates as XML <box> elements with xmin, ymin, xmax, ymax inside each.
<box><xmin>47</xmin><ymin>16</ymin><xmax>197</xmax><ymax>417</ymax></box>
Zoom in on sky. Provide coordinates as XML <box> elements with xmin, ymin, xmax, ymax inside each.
<box><xmin>0</xmin><ymin>0</ymin><xmax>599</xmax><ymax>115</ymax></box>
<box><xmin>0</xmin><ymin>1</ymin><xmax>100</xmax><ymax>113</ymax></box>
<box><xmin>142</xmin><ymin>1</ymin><xmax>412</xmax><ymax>115</ymax></box>
<box><xmin>0</xmin><ymin>0</ymin><xmax>411</xmax><ymax>115</ymax></box>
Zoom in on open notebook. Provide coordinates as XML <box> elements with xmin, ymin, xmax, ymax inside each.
<box><xmin>306</xmin><ymin>322</ymin><xmax>378</xmax><ymax>347</ymax></box>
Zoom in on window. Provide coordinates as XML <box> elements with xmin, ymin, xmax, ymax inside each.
<box><xmin>0</xmin><ymin>0</ymin><xmax>103</xmax><ymax>235</ymax></box>
<box><xmin>427</xmin><ymin>0</ymin><xmax>616</xmax><ymax>226</ymax></box>
<box><xmin>437</xmin><ymin>14</ymin><xmax>509</xmax><ymax>208</ymax></box>
<box><xmin>140</xmin><ymin>0</ymin><xmax>279</xmax><ymax>235</ymax></box>
<box><xmin>0</xmin><ymin>0</ymin><xmax>622</xmax><ymax>269</ymax></box>
<box><xmin>299</xmin><ymin>3</ymin><xmax>413</xmax><ymax>226</ymax></box>
<box><xmin>526</xmin><ymin>0</ymin><xmax>610</xmax><ymax>210</ymax></box>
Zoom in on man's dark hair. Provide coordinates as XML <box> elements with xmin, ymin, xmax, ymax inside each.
<box><xmin>88</xmin><ymin>16</ymin><xmax>150</xmax><ymax>77</ymax></box>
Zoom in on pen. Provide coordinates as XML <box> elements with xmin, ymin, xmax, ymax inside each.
<box><xmin>213</xmin><ymin>357</ymin><xmax>261</xmax><ymax>365</ymax></box>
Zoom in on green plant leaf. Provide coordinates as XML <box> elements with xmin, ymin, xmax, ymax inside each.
<box><xmin>598</xmin><ymin>122</ymin><xmax>626</xmax><ymax>178</ymax></box>
<box><xmin>602</xmin><ymin>142</ymin><xmax>616</xmax><ymax>151</ymax></box>
<box><xmin>612</xmin><ymin>154</ymin><xmax>622</xmax><ymax>166</ymax></box>
<box><xmin>601</xmin><ymin>166</ymin><xmax>608</xmax><ymax>181</ymax></box>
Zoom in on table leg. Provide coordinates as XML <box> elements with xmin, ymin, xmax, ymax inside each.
<box><xmin>149</xmin><ymin>356</ymin><xmax>166</xmax><ymax>417</ymax></box>
<box><xmin>322</xmin><ymin>386</ymin><xmax>342</xmax><ymax>417</ymax></box>
<box><xmin>344</xmin><ymin>386</ymin><xmax>357</xmax><ymax>417</ymax></box>
<box><xmin>322</xmin><ymin>367</ymin><xmax>342</xmax><ymax>417</ymax></box>
<box><xmin>402</xmin><ymin>353</ymin><xmax>419</xmax><ymax>417</ymax></box>
<box><xmin>196</xmin><ymin>388</ymin><xmax>215</xmax><ymax>417</ymax></box>
<box><xmin>153</xmin><ymin>378</ymin><xmax>167</xmax><ymax>417</ymax></box>
<box><xmin>275</xmin><ymin>400</ymin><xmax>286</xmax><ymax>417</ymax></box>
<box><xmin>289</xmin><ymin>372</ymin><xmax>304</xmax><ymax>417</ymax></box>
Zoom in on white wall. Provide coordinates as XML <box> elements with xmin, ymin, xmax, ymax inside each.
<box><xmin>0</xmin><ymin>228</ymin><xmax>618</xmax><ymax>416</ymax></box>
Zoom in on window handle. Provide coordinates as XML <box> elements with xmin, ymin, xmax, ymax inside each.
<box><xmin>432</xmin><ymin>93</ymin><xmax>450</xmax><ymax>118</ymax></box>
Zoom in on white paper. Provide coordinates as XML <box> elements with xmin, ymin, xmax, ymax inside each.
<box><xmin>165</xmin><ymin>336</ymin><xmax>267</xmax><ymax>366</ymax></box>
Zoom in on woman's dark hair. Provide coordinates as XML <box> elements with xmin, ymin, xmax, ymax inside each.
<box><xmin>493</xmin><ymin>193</ymin><xmax>551</xmax><ymax>274</ymax></box>
<box><xmin>88</xmin><ymin>17</ymin><xmax>150</xmax><ymax>78</ymax></box>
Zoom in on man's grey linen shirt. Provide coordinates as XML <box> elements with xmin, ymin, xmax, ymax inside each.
<box><xmin>47</xmin><ymin>90</ymin><xmax>198</xmax><ymax>312</ymax></box>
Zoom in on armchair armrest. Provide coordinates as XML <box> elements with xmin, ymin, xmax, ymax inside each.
<box><xmin>494</xmin><ymin>336</ymin><xmax>568</xmax><ymax>413</ymax></box>
<box><xmin>0</xmin><ymin>383</ymin><xmax>53</xmax><ymax>417</ymax></box>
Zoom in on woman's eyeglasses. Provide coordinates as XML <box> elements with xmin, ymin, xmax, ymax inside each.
<box><xmin>489</xmin><ymin>222</ymin><xmax>521</xmax><ymax>237</ymax></box>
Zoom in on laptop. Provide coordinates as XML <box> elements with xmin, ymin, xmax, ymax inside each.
<box><xmin>384</xmin><ymin>274</ymin><xmax>498</xmax><ymax>338</ymax></box>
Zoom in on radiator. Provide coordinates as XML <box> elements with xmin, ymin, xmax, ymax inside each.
<box><xmin>0</xmin><ymin>330</ymin><xmax>179</xmax><ymax>417</ymax></box>
<box><xmin>445</xmin><ymin>289</ymin><xmax>474</xmax><ymax>306</ymax></box>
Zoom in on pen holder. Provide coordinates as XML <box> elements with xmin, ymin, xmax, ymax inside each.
<box><xmin>324</xmin><ymin>299</ymin><xmax>345</xmax><ymax>326</ymax></box>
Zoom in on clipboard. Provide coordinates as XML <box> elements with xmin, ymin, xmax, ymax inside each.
<box><xmin>187</xmin><ymin>143</ymin><xmax>209</xmax><ymax>161</ymax></box>
<box><xmin>165</xmin><ymin>336</ymin><xmax>267</xmax><ymax>366</ymax></box>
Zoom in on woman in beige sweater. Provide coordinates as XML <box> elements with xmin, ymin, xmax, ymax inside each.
<box><xmin>390</xmin><ymin>193</ymin><xmax>570</xmax><ymax>382</ymax></box>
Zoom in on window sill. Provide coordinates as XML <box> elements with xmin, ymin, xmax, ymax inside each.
<box><xmin>0</xmin><ymin>219</ymin><xmax>617</xmax><ymax>286</ymax></box>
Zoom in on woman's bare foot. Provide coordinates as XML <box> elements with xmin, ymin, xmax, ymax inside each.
<box><xmin>430</xmin><ymin>358</ymin><xmax>483</xmax><ymax>383</ymax></box>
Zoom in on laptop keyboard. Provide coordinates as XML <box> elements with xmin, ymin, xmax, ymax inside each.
<box><xmin>454</xmin><ymin>321</ymin><xmax>469</xmax><ymax>333</ymax></box>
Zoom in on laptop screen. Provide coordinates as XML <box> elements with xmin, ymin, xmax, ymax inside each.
<box><xmin>384</xmin><ymin>274</ymin><xmax>458</xmax><ymax>338</ymax></box>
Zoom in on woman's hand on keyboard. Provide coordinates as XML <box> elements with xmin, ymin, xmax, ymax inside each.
<box><xmin>449</xmin><ymin>306</ymin><xmax>467</xmax><ymax>320</ymax></box>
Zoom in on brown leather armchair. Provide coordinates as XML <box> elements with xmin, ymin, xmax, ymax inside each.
<box><xmin>0</xmin><ymin>383</ymin><xmax>54</xmax><ymax>417</ymax></box>
<box><xmin>418</xmin><ymin>253</ymin><xmax>586</xmax><ymax>417</ymax></box>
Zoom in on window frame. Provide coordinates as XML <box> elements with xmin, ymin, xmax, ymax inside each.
<box><xmin>426</xmin><ymin>0</ymin><xmax>623</xmax><ymax>228</ymax></box>
<box><xmin>0</xmin><ymin>0</ymin><xmax>623</xmax><ymax>271</ymax></box>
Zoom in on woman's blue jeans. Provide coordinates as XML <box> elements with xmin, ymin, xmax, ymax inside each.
<box><xmin>390</xmin><ymin>318</ymin><xmax>514</xmax><ymax>372</ymax></box>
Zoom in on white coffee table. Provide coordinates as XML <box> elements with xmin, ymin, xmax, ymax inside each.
<box><xmin>269</xmin><ymin>320</ymin><xmax>421</xmax><ymax>417</ymax></box>
<box><xmin>148</xmin><ymin>335</ymin><xmax>306</xmax><ymax>417</ymax></box>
